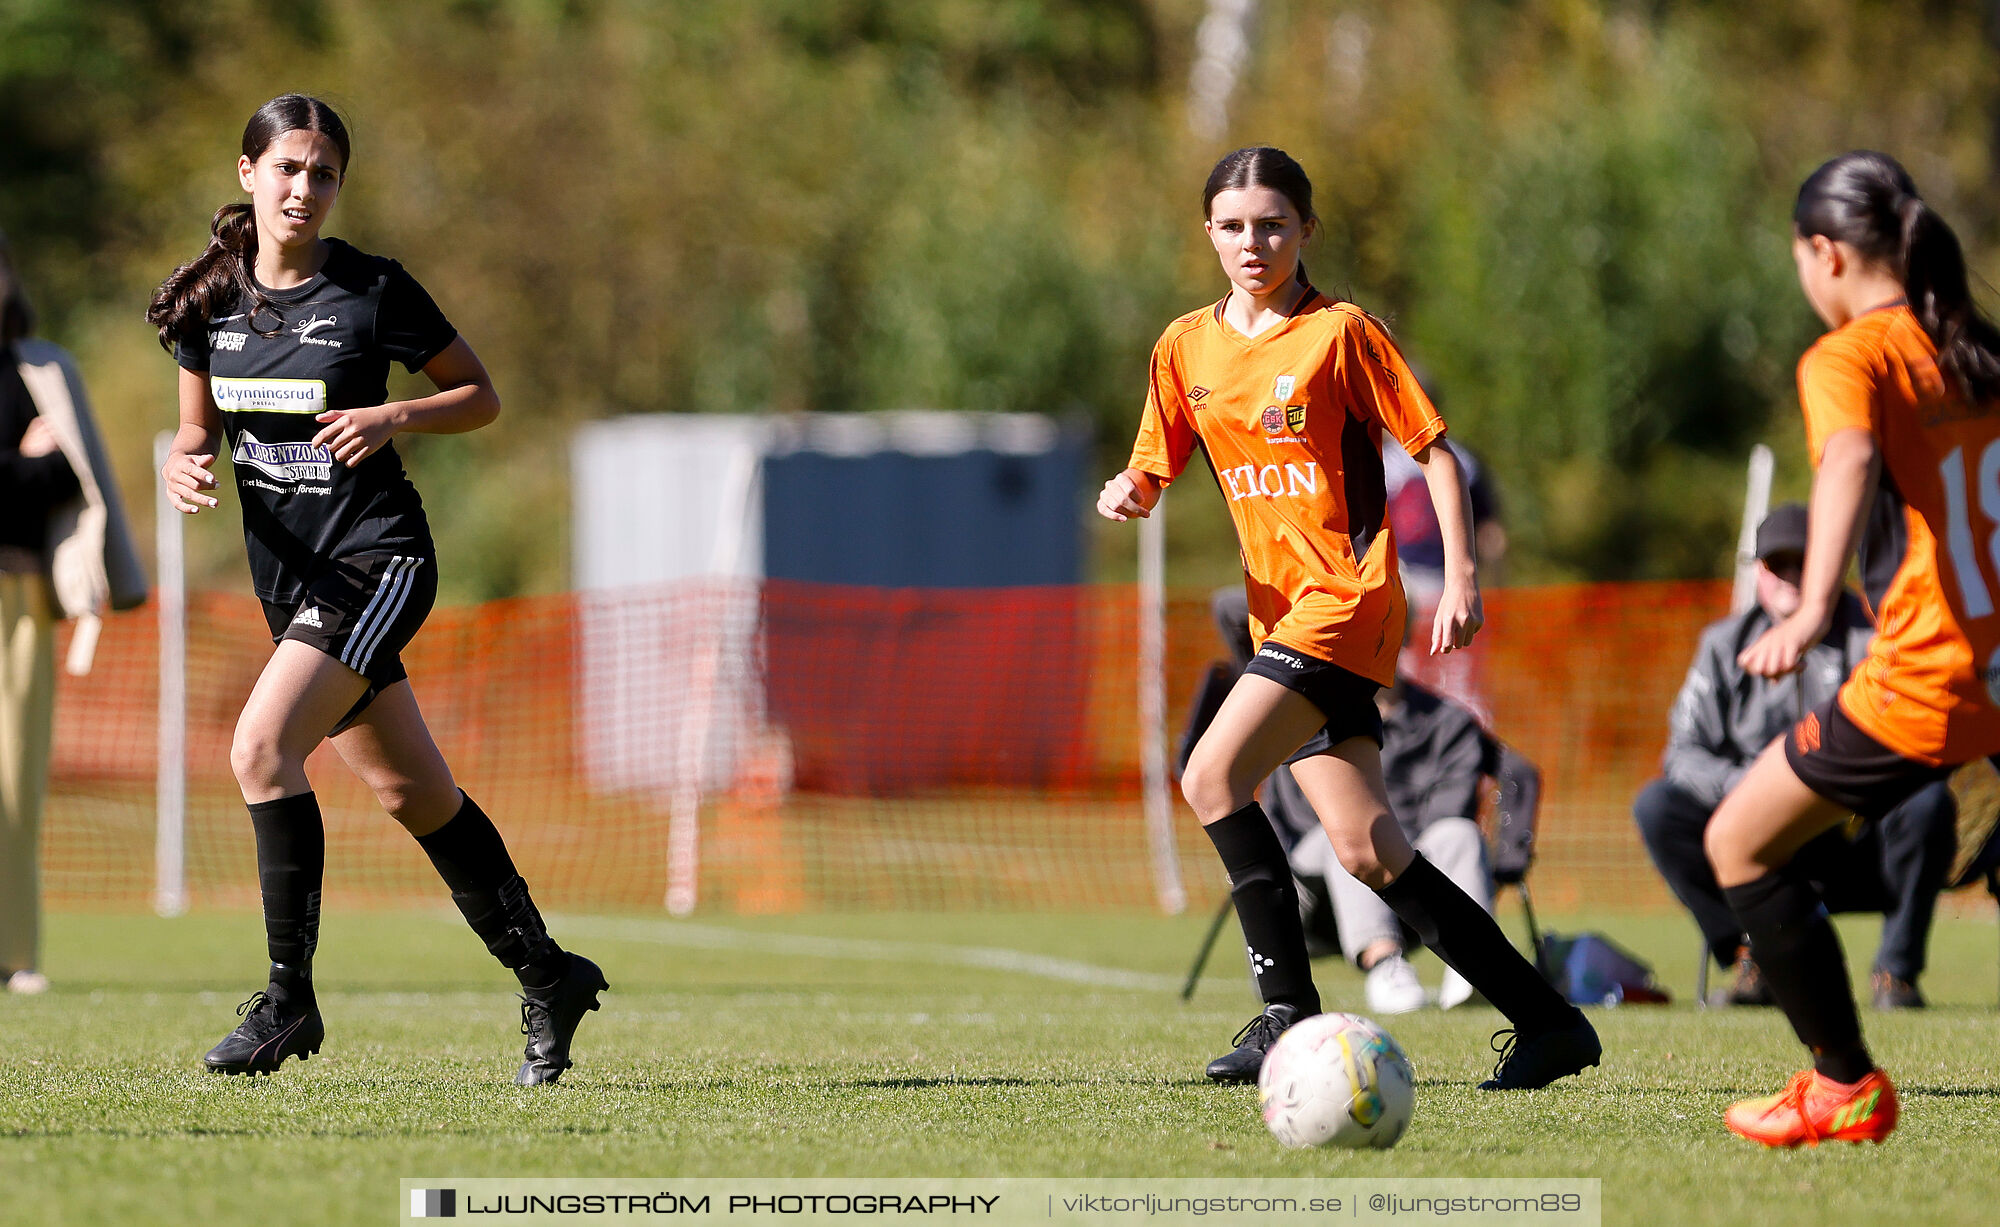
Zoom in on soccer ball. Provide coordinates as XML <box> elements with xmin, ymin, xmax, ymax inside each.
<box><xmin>1257</xmin><ymin>1012</ymin><xmax>1415</xmax><ymax>1149</ymax></box>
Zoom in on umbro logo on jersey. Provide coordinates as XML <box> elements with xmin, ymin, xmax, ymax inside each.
<box><xmin>291</xmin><ymin>606</ymin><xmax>325</xmax><ymax>630</ymax></box>
<box><xmin>1189</xmin><ymin>386</ymin><xmax>1211</xmax><ymax>402</ymax></box>
<box><xmin>293</xmin><ymin>314</ymin><xmax>342</xmax><ymax>348</ymax></box>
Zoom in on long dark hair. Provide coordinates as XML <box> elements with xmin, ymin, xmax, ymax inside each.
<box><xmin>146</xmin><ymin>94</ymin><xmax>351</xmax><ymax>351</ymax></box>
<box><xmin>1795</xmin><ymin>150</ymin><xmax>2000</xmax><ymax>404</ymax></box>
<box><xmin>1203</xmin><ymin>146</ymin><xmax>1317</xmax><ymax>287</ymax></box>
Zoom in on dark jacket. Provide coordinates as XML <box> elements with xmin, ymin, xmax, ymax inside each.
<box><xmin>1663</xmin><ymin>592</ymin><xmax>1874</xmax><ymax>809</ymax></box>
<box><xmin>1379</xmin><ymin>680</ymin><xmax>1487</xmax><ymax>837</ymax></box>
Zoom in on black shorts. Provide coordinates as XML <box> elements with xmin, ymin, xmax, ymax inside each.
<box><xmin>260</xmin><ymin>553</ymin><xmax>436</xmax><ymax>734</ymax></box>
<box><xmin>1242</xmin><ymin>643</ymin><xmax>1386</xmax><ymax>761</ymax></box>
<box><xmin>1784</xmin><ymin>696</ymin><xmax>1953</xmax><ymax>819</ymax></box>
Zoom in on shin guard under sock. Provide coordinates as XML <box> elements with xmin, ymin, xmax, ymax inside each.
<box><xmin>415</xmin><ymin>792</ymin><xmax>568</xmax><ymax>988</ymax></box>
<box><xmin>1203</xmin><ymin>803</ymin><xmax>1320</xmax><ymax>1016</ymax></box>
<box><xmin>1724</xmin><ymin>869</ymin><xmax>1873</xmax><ymax>1083</ymax></box>
<box><xmin>1376</xmin><ymin>853</ymin><xmax>1578</xmax><ymax>1033</ymax></box>
<box><xmin>246</xmin><ymin>793</ymin><xmax>325</xmax><ymax>1006</ymax></box>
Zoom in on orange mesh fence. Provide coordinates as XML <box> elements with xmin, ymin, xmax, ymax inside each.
<box><xmin>42</xmin><ymin>577</ymin><xmax>1782</xmax><ymax>914</ymax></box>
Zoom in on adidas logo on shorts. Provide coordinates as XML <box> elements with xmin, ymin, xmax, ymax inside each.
<box><xmin>291</xmin><ymin>606</ymin><xmax>325</xmax><ymax>630</ymax></box>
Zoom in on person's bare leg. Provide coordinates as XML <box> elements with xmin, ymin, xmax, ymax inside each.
<box><xmin>230</xmin><ymin>640</ymin><xmax>368</xmax><ymax>803</ymax></box>
<box><xmin>1705</xmin><ymin>742</ymin><xmax>1876</xmax><ymax>1084</ymax></box>
<box><xmin>1180</xmin><ymin>674</ymin><xmax>1330</xmax><ymax>824</ymax></box>
<box><xmin>328</xmin><ymin>680</ymin><xmax>458</xmax><ymax>835</ymax></box>
<box><xmin>1292</xmin><ymin>740</ymin><xmax>1596</xmax><ymax>1089</ymax></box>
<box><xmin>205</xmin><ymin>640</ymin><xmax>363</xmax><ymax>1074</ymax></box>
<box><xmin>1180</xmin><ymin>674</ymin><xmax>1333</xmax><ymax>1081</ymax></box>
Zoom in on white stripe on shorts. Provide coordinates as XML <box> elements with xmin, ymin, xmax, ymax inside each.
<box><xmin>342</xmin><ymin>556</ymin><xmax>419</xmax><ymax>674</ymax></box>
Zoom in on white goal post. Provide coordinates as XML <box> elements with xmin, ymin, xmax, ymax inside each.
<box><xmin>153</xmin><ymin>431</ymin><xmax>187</xmax><ymax>918</ymax></box>
<box><xmin>1138</xmin><ymin>498</ymin><xmax>1186</xmax><ymax>914</ymax></box>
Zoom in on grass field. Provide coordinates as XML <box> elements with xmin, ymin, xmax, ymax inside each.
<box><xmin>4</xmin><ymin>906</ymin><xmax>1999</xmax><ymax>1226</ymax></box>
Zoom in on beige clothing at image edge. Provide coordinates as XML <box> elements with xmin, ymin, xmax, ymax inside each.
<box><xmin>0</xmin><ymin>572</ymin><xmax>55</xmax><ymax>974</ymax></box>
<box><xmin>2</xmin><ymin>339</ymin><xmax>146</xmax><ymax>975</ymax></box>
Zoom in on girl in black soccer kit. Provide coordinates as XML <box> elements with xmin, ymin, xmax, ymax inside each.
<box><xmin>147</xmin><ymin>95</ymin><xmax>605</xmax><ymax>1082</ymax></box>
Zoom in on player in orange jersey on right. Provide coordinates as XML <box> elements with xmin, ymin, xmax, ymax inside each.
<box><xmin>1707</xmin><ymin>150</ymin><xmax>2000</xmax><ymax>1148</ymax></box>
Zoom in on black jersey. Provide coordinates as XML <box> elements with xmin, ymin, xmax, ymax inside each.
<box><xmin>176</xmin><ymin>238</ymin><xmax>457</xmax><ymax>605</ymax></box>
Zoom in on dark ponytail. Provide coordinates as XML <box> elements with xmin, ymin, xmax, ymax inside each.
<box><xmin>146</xmin><ymin>93</ymin><xmax>351</xmax><ymax>352</ymax></box>
<box><xmin>147</xmin><ymin>203</ymin><xmax>264</xmax><ymax>351</ymax></box>
<box><xmin>1795</xmin><ymin>150</ymin><xmax>2000</xmax><ymax>404</ymax></box>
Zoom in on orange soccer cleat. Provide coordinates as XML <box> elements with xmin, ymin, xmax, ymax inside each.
<box><xmin>1724</xmin><ymin>1068</ymin><xmax>1899</xmax><ymax>1148</ymax></box>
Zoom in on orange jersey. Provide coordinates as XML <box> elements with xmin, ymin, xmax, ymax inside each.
<box><xmin>1800</xmin><ymin>303</ymin><xmax>2000</xmax><ymax>765</ymax></box>
<box><xmin>1128</xmin><ymin>291</ymin><xmax>1446</xmax><ymax>686</ymax></box>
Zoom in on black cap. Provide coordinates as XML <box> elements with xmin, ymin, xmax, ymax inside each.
<box><xmin>1755</xmin><ymin>503</ymin><xmax>1810</xmax><ymax>561</ymax></box>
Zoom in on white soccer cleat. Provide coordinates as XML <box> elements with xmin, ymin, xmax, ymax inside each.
<box><xmin>1364</xmin><ymin>953</ymin><xmax>1427</xmax><ymax>1014</ymax></box>
<box><xmin>6</xmin><ymin>970</ymin><xmax>50</xmax><ymax>995</ymax></box>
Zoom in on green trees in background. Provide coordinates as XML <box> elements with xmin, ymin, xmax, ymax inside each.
<box><xmin>5</xmin><ymin>0</ymin><xmax>1999</xmax><ymax>597</ymax></box>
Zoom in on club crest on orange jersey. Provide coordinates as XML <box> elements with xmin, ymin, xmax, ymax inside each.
<box><xmin>1286</xmin><ymin>404</ymin><xmax>1307</xmax><ymax>433</ymax></box>
<box><xmin>1261</xmin><ymin>406</ymin><xmax>1284</xmax><ymax>435</ymax></box>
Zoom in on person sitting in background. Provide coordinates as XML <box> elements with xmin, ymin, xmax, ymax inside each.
<box><xmin>1208</xmin><ymin>587</ymin><xmax>1497</xmax><ymax>1014</ymax></box>
<box><xmin>1633</xmin><ymin>503</ymin><xmax>1955</xmax><ymax>1009</ymax></box>
<box><xmin>1384</xmin><ymin>436</ymin><xmax>1504</xmax><ymax>720</ymax></box>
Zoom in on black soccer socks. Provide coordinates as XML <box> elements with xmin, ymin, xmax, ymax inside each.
<box><xmin>1724</xmin><ymin>869</ymin><xmax>1875</xmax><ymax>1084</ymax></box>
<box><xmin>1375</xmin><ymin>853</ymin><xmax>1579</xmax><ymax>1034</ymax></box>
<box><xmin>246</xmin><ymin>792</ymin><xmax>325</xmax><ymax>1005</ymax></box>
<box><xmin>416</xmin><ymin>792</ymin><xmax>569</xmax><ymax>988</ymax></box>
<box><xmin>1203</xmin><ymin>803</ymin><xmax>1321</xmax><ymax>1016</ymax></box>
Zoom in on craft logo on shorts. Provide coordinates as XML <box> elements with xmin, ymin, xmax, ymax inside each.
<box><xmin>233</xmin><ymin>430</ymin><xmax>333</xmax><ymax>486</ymax></box>
<box><xmin>1256</xmin><ymin>644</ymin><xmax>1307</xmax><ymax>670</ymax></box>
<box><xmin>1261</xmin><ymin>405</ymin><xmax>1285</xmax><ymax>435</ymax></box>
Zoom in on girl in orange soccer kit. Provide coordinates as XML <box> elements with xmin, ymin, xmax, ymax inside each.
<box><xmin>1099</xmin><ymin>147</ymin><xmax>1599</xmax><ymax>1089</ymax></box>
<box><xmin>1708</xmin><ymin>151</ymin><xmax>2000</xmax><ymax>1148</ymax></box>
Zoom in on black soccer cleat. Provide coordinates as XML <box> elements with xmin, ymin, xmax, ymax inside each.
<box><xmin>203</xmin><ymin>989</ymin><xmax>325</xmax><ymax>1076</ymax></box>
<box><xmin>515</xmin><ymin>953</ymin><xmax>608</xmax><ymax>1086</ymax></box>
<box><xmin>1476</xmin><ymin>1015</ymin><xmax>1601</xmax><ymax>1091</ymax></box>
<box><xmin>1204</xmin><ymin>1003</ymin><xmax>1301</xmax><ymax>1084</ymax></box>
